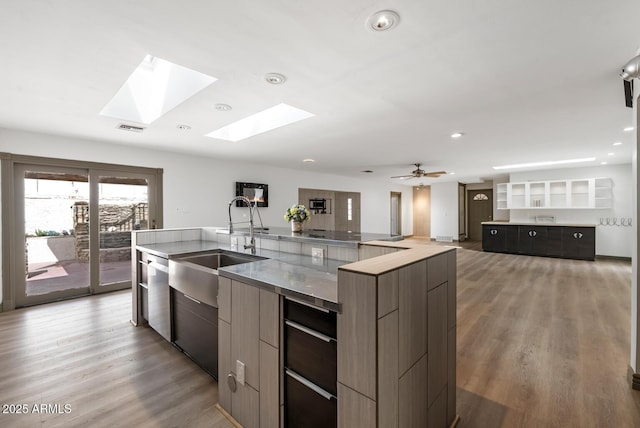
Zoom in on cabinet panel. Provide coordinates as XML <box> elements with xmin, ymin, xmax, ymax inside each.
<box><xmin>378</xmin><ymin>311</ymin><xmax>399</xmax><ymax>428</ymax></box>
<box><xmin>337</xmin><ymin>270</ymin><xmax>376</xmax><ymax>399</ymax></box>
<box><xmin>337</xmin><ymin>382</ymin><xmax>375</xmax><ymax>428</ymax></box>
<box><xmin>427</xmin><ymin>283</ymin><xmax>447</xmax><ymax>407</ymax></box>
<box><xmin>547</xmin><ymin>227</ymin><xmax>563</xmax><ymax>257</ymax></box>
<box><xmin>482</xmin><ymin>225</ymin><xmax>507</xmax><ymax>252</ymax></box>
<box><xmin>172</xmin><ymin>289</ymin><xmax>218</xmax><ymax>378</ymax></box>
<box><xmin>399</xmin><ymin>354</ymin><xmax>428</xmax><ymax>428</ymax></box>
<box><xmin>285</xmin><ymin>371</ymin><xmax>337</xmax><ymax>428</ymax></box>
<box><xmin>260</xmin><ymin>341</ymin><xmax>279</xmax><ymax>428</ymax></box>
<box><xmin>562</xmin><ymin>227</ymin><xmax>595</xmax><ymax>260</ymax></box>
<box><xmin>260</xmin><ymin>289</ymin><xmax>280</xmax><ymax>348</ymax></box>
<box><xmin>231</xmin><ymin>280</ymin><xmax>260</xmax><ymax>389</ymax></box>
<box><xmin>398</xmin><ymin>261</ymin><xmax>428</xmax><ymax>375</ymax></box>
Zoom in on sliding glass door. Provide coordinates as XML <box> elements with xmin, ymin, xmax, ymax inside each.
<box><xmin>7</xmin><ymin>157</ymin><xmax>162</xmax><ymax>308</ymax></box>
<box><xmin>18</xmin><ymin>165</ymin><xmax>91</xmax><ymax>305</ymax></box>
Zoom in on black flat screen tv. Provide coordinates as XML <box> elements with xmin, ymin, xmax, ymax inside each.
<box><xmin>235</xmin><ymin>182</ymin><xmax>268</xmax><ymax>207</ymax></box>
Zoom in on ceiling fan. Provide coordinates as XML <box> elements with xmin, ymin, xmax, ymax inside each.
<box><xmin>391</xmin><ymin>163</ymin><xmax>446</xmax><ymax>179</ymax></box>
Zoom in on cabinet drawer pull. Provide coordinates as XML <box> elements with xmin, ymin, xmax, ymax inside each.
<box><xmin>183</xmin><ymin>294</ymin><xmax>201</xmax><ymax>304</ymax></box>
<box><xmin>286</xmin><ymin>369</ymin><xmax>335</xmax><ymax>400</ymax></box>
<box><xmin>286</xmin><ymin>320</ymin><xmax>333</xmax><ymax>343</ymax></box>
<box><xmin>286</xmin><ymin>297</ymin><xmax>330</xmax><ymax>313</ymax></box>
<box><xmin>490</xmin><ymin>229</ymin><xmax>498</xmax><ymax>235</ymax></box>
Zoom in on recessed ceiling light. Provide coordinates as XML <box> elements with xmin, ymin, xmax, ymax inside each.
<box><xmin>492</xmin><ymin>157</ymin><xmax>596</xmax><ymax>170</ymax></box>
<box><xmin>366</xmin><ymin>10</ymin><xmax>400</xmax><ymax>32</ymax></box>
<box><xmin>176</xmin><ymin>124</ymin><xmax>191</xmax><ymax>131</ymax></box>
<box><xmin>265</xmin><ymin>73</ymin><xmax>286</xmax><ymax>85</ymax></box>
<box><xmin>215</xmin><ymin>103</ymin><xmax>232</xmax><ymax>111</ymax></box>
<box><xmin>205</xmin><ymin>103</ymin><xmax>314</xmax><ymax>142</ymax></box>
<box><xmin>450</xmin><ymin>132</ymin><xmax>464</xmax><ymax>139</ymax></box>
<box><xmin>601</xmin><ymin>161</ymin><xmax>608</xmax><ymax>165</ymax></box>
<box><xmin>624</xmin><ymin>126</ymin><xmax>635</xmax><ymax>132</ymax></box>
<box><xmin>607</xmin><ymin>152</ymin><xmax>615</xmax><ymax>156</ymax></box>
<box><xmin>303</xmin><ymin>159</ymin><xmax>315</xmax><ymax>163</ymax></box>
<box><xmin>612</xmin><ymin>141</ymin><xmax>622</xmax><ymax>146</ymax></box>
<box><xmin>449</xmin><ymin>172</ymin><xmax>456</xmax><ymax>175</ymax></box>
<box><xmin>100</xmin><ymin>54</ymin><xmax>217</xmax><ymax>124</ymax></box>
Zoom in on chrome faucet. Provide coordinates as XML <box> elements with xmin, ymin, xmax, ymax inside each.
<box><xmin>228</xmin><ymin>196</ymin><xmax>256</xmax><ymax>254</ymax></box>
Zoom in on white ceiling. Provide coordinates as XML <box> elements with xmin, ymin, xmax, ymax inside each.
<box><xmin>1</xmin><ymin>1</ymin><xmax>638</xmax><ymax>186</ymax></box>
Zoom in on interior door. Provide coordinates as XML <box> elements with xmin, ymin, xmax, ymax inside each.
<box><xmin>390</xmin><ymin>192</ymin><xmax>402</xmax><ymax>235</ymax></box>
<box><xmin>468</xmin><ymin>189</ymin><xmax>493</xmax><ymax>241</ymax></box>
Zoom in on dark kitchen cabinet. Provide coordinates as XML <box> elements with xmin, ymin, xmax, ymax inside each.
<box><xmin>518</xmin><ymin>226</ymin><xmax>548</xmax><ymax>255</ymax></box>
<box><xmin>561</xmin><ymin>227</ymin><xmax>596</xmax><ymax>260</ymax></box>
<box><xmin>172</xmin><ymin>289</ymin><xmax>219</xmax><ymax>379</ymax></box>
<box><xmin>482</xmin><ymin>225</ymin><xmax>520</xmax><ymax>253</ymax></box>
<box><xmin>482</xmin><ymin>223</ymin><xmax>595</xmax><ymax>261</ymax></box>
<box><xmin>482</xmin><ymin>225</ymin><xmax>507</xmax><ymax>252</ymax></box>
<box><xmin>284</xmin><ymin>298</ymin><xmax>337</xmax><ymax>428</ymax></box>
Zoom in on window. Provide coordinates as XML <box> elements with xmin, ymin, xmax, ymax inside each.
<box><xmin>473</xmin><ymin>193</ymin><xmax>489</xmax><ymax>201</ymax></box>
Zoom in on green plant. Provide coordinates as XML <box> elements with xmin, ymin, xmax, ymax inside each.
<box><xmin>284</xmin><ymin>204</ymin><xmax>311</xmax><ymax>222</ymax></box>
<box><xmin>35</xmin><ymin>229</ymin><xmax>61</xmax><ymax>237</ymax></box>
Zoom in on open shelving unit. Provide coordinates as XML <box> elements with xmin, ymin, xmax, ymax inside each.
<box><xmin>497</xmin><ymin>177</ymin><xmax>612</xmax><ymax>210</ymax></box>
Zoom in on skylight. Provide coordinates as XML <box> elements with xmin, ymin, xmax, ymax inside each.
<box><xmin>205</xmin><ymin>103</ymin><xmax>314</xmax><ymax>142</ymax></box>
<box><xmin>100</xmin><ymin>55</ymin><xmax>217</xmax><ymax>124</ymax></box>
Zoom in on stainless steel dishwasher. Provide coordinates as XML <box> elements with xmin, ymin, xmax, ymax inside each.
<box><xmin>147</xmin><ymin>254</ymin><xmax>171</xmax><ymax>341</ymax></box>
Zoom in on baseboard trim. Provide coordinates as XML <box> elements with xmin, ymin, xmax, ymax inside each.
<box><xmin>215</xmin><ymin>403</ymin><xmax>242</xmax><ymax>428</ymax></box>
<box><xmin>595</xmin><ymin>255</ymin><xmax>632</xmax><ymax>262</ymax></box>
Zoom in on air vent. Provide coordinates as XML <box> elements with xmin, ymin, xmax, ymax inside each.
<box><xmin>117</xmin><ymin>123</ymin><xmax>145</xmax><ymax>133</ymax></box>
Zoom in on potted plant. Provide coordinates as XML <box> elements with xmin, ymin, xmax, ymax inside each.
<box><xmin>284</xmin><ymin>204</ymin><xmax>311</xmax><ymax>232</ymax></box>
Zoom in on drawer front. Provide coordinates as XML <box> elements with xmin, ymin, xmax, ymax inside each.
<box><xmin>285</xmin><ymin>321</ymin><xmax>337</xmax><ymax>395</ymax></box>
<box><xmin>285</xmin><ymin>370</ymin><xmax>337</xmax><ymax>428</ymax></box>
<box><xmin>284</xmin><ymin>298</ymin><xmax>336</xmax><ymax>339</ymax></box>
<box><xmin>172</xmin><ymin>290</ymin><xmax>218</xmax><ymax>379</ymax></box>
<box><xmin>173</xmin><ymin>289</ymin><xmax>218</xmax><ymax>323</ymax></box>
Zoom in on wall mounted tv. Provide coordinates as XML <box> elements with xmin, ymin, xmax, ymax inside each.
<box><xmin>235</xmin><ymin>182</ymin><xmax>268</xmax><ymax>207</ymax></box>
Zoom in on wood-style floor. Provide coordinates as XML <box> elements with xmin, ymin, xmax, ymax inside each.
<box><xmin>447</xmin><ymin>240</ymin><xmax>640</xmax><ymax>428</ymax></box>
<box><xmin>0</xmin><ymin>291</ymin><xmax>233</xmax><ymax>428</ymax></box>
<box><xmin>1</xmin><ymin>242</ymin><xmax>639</xmax><ymax>427</ymax></box>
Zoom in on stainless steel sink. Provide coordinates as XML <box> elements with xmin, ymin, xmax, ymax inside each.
<box><xmin>168</xmin><ymin>250</ymin><xmax>264</xmax><ymax>307</ymax></box>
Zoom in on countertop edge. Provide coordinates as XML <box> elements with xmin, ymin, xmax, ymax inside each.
<box><xmin>340</xmin><ymin>246</ymin><xmax>456</xmax><ymax>276</ymax></box>
<box><xmin>482</xmin><ymin>221</ymin><xmax>597</xmax><ymax>227</ymax></box>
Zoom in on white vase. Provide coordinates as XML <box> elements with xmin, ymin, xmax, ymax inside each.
<box><xmin>291</xmin><ymin>221</ymin><xmax>303</xmax><ymax>232</ymax></box>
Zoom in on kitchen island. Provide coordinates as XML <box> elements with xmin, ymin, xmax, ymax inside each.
<box><xmin>131</xmin><ymin>227</ymin><xmax>457</xmax><ymax>428</ymax></box>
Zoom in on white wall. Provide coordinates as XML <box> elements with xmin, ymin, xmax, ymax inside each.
<box><xmin>430</xmin><ymin>181</ymin><xmax>459</xmax><ymax>241</ymax></box>
<box><xmin>0</xmin><ymin>127</ymin><xmax>412</xmax><ymax>235</ymax></box>
<box><xmin>506</xmin><ymin>164</ymin><xmax>632</xmax><ymax>257</ymax></box>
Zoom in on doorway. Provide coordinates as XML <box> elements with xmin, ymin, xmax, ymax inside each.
<box><xmin>2</xmin><ymin>154</ymin><xmax>162</xmax><ymax>309</ymax></box>
<box><xmin>467</xmin><ymin>189</ymin><xmax>493</xmax><ymax>241</ymax></box>
<box><xmin>390</xmin><ymin>192</ymin><xmax>402</xmax><ymax>236</ymax></box>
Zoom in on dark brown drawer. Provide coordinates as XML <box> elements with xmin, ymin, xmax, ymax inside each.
<box><xmin>285</xmin><ymin>369</ymin><xmax>336</xmax><ymax>428</ymax></box>
<box><xmin>173</xmin><ymin>289</ymin><xmax>218</xmax><ymax>323</ymax></box>
<box><xmin>285</xmin><ymin>321</ymin><xmax>336</xmax><ymax>395</ymax></box>
<box><xmin>172</xmin><ymin>289</ymin><xmax>218</xmax><ymax>379</ymax></box>
<box><xmin>284</xmin><ymin>298</ymin><xmax>336</xmax><ymax>339</ymax></box>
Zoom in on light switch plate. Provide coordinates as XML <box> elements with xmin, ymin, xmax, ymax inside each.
<box><xmin>236</xmin><ymin>360</ymin><xmax>245</xmax><ymax>385</ymax></box>
<box><xmin>311</xmin><ymin>247</ymin><xmax>324</xmax><ymax>265</ymax></box>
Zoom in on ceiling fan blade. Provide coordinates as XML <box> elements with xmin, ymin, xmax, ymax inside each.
<box><xmin>424</xmin><ymin>171</ymin><xmax>447</xmax><ymax>177</ymax></box>
<box><xmin>391</xmin><ymin>174</ymin><xmax>417</xmax><ymax>179</ymax></box>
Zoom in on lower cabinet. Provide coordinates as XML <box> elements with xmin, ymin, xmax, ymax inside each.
<box><xmin>284</xmin><ymin>298</ymin><xmax>337</xmax><ymax>428</ymax></box>
<box><xmin>561</xmin><ymin>227</ymin><xmax>596</xmax><ymax>260</ymax></box>
<box><xmin>172</xmin><ymin>289</ymin><xmax>219</xmax><ymax>379</ymax></box>
<box><xmin>482</xmin><ymin>224</ymin><xmax>595</xmax><ymax>260</ymax></box>
<box><xmin>147</xmin><ymin>254</ymin><xmax>171</xmax><ymax>341</ymax></box>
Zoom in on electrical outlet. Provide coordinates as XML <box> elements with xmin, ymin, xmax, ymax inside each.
<box><xmin>236</xmin><ymin>360</ymin><xmax>245</xmax><ymax>385</ymax></box>
<box><xmin>311</xmin><ymin>247</ymin><xmax>324</xmax><ymax>265</ymax></box>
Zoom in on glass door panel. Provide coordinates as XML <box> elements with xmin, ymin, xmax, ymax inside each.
<box><xmin>97</xmin><ymin>176</ymin><xmax>149</xmax><ymax>287</ymax></box>
<box><xmin>18</xmin><ymin>166</ymin><xmax>91</xmax><ymax>306</ymax></box>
